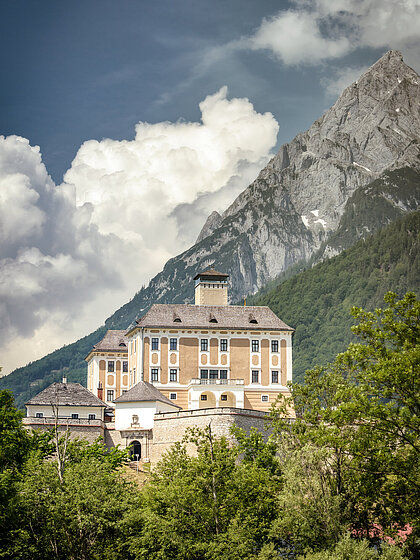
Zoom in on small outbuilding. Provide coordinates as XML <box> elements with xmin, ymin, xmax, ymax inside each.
<box><xmin>114</xmin><ymin>381</ymin><xmax>181</xmax><ymax>431</ymax></box>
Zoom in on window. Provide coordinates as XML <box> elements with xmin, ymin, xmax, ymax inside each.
<box><xmin>261</xmin><ymin>395</ymin><xmax>269</xmax><ymax>402</ymax></box>
<box><xmin>220</xmin><ymin>339</ymin><xmax>228</xmax><ymax>351</ymax></box>
<box><xmin>220</xmin><ymin>369</ymin><xmax>227</xmax><ymax>380</ymax></box>
<box><xmin>71</xmin><ymin>413</ymin><xmax>79</xmax><ymax>419</ymax></box>
<box><xmin>151</xmin><ymin>368</ymin><xmax>159</xmax><ymax>382</ymax></box>
<box><xmin>122</xmin><ymin>390</ymin><xmax>128</xmax><ymax>394</ymax></box>
<box><xmin>170</xmin><ymin>369</ymin><xmax>177</xmax><ymax>382</ymax></box>
<box><xmin>251</xmin><ymin>340</ymin><xmax>259</xmax><ymax>352</ymax></box>
<box><xmin>271</xmin><ymin>340</ymin><xmax>279</xmax><ymax>353</ymax></box>
<box><xmin>209</xmin><ymin>369</ymin><xmax>218</xmax><ymax>379</ymax></box>
<box><xmin>271</xmin><ymin>370</ymin><xmax>279</xmax><ymax>384</ymax></box>
<box><xmin>123</xmin><ymin>361</ymin><xmax>128</xmax><ymax>372</ymax></box>
<box><xmin>170</xmin><ymin>338</ymin><xmax>177</xmax><ymax>351</ymax></box>
<box><xmin>107</xmin><ymin>361</ymin><xmax>115</xmax><ymax>372</ymax></box>
<box><xmin>170</xmin><ymin>393</ymin><xmax>177</xmax><ymax>400</ymax></box>
<box><xmin>88</xmin><ymin>413</ymin><xmax>96</xmax><ymax>420</ymax></box>
<box><xmin>220</xmin><ymin>394</ymin><xmax>227</xmax><ymax>401</ymax></box>
<box><xmin>35</xmin><ymin>412</ymin><xmax>43</xmax><ymax>418</ymax></box>
<box><xmin>151</xmin><ymin>338</ymin><xmax>159</xmax><ymax>350</ymax></box>
<box><xmin>107</xmin><ymin>390</ymin><xmax>114</xmax><ymax>401</ymax></box>
<box><xmin>201</xmin><ymin>394</ymin><xmax>207</xmax><ymax>401</ymax></box>
<box><xmin>200</xmin><ymin>369</ymin><xmax>208</xmax><ymax>379</ymax></box>
<box><xmin>132</xmin><ymin>414</ymin><xmax>139</xmax><ymax>424</ymax></box>
<box><xmin>251</xmin><ymin>370</ymin><xmax>259</xmax><ymax>384</ymax></box>
<box><xmin>201</xmin><ymin>339</ymin><xmax>208</xmax><ymax>352</ymax></box>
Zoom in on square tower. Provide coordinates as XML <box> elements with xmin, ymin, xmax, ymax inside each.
<box><xmin>194</xmin><ymin>269</ymin><xmax>229</xmax><ymax>306</ymax></box>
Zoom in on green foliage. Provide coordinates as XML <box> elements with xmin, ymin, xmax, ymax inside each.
<box><xmin>66</xmin><ymin>436</ymin><xmax>129</xmax><ymax>468</ymax></box>
<box><xmin>298</xmin><ymin>533</ymin><xmax>407</xmax><ymax>560</ymax></box>
<box><xmin>10</xmin><ymin>457</ymin><xmax>139</xmax><ymax>560</ymax></box>
<box><xmin>271</xmin><ymin>292</ymin><xmax>419</xmax><ymax>555</ymax></box>
<box><xmin>250</xmin><ymin>211</ymin><xmax>420</xmax><ymax>382</ymax></box>
<box><xmin>134</xmin><ymin>426</ymin><xmax>280</xmax><ymax>560</ymax></box>
<box><xmin>231</xmin><ymin>425</ymin><xmax>279</xmax><ymax>474</ymax></box>
<box><xmin>273</xmin><ymin>444</ymin><xmax>348</xmax><ymax>552</ymax></box>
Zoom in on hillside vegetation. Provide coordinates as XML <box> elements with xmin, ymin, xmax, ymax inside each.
<box><xmin>249</xmin><ymin>210</ymin><xmax>420</xmax><ymax>383</ymax></box>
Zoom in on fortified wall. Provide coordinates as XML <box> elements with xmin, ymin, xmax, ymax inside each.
<box><xmin>22</xmin><ymin>417</ymin><xmax>106</xmax><ymax>444</ymax></box>
<box><xmin>150</xmin><ymin>406</ymin><xmax>271</xmax><ymax>464</ymax></box>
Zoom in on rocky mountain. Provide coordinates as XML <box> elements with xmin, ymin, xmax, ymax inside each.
<box><xmin>105</xmin><ymin>50</ymin><xmax>420</xmax><ymax>321</ymax></box>
<box><xmin>2</xmin><ymin>50</ymin><xmax>420</xmax><ymax>406</ymax></box>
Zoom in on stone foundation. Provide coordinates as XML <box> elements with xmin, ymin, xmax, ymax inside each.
<box><xmin>23</xmin><ymin>417</ymin><xmax>105</xmax><ymax>443</ymax></box>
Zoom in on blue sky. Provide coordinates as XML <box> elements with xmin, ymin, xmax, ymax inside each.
<box><xmin>0</xmin><ymin>0</ymin><xmax>388</xmax><ymax>182</ymax></box>
<box><xmin>1</xmin><ymin>0</ymin><xmax>419</xmax><ymax>374</ymax></box>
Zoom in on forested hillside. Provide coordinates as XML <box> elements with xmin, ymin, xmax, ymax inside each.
<box><xmin>249</xmin><ymin>210</ymin><xmax>420</xmax><ymax>382</ymax></box>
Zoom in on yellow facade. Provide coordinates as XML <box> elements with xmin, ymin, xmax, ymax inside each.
<box><xmin>86</xmin><ymin>270</ymin><xmax>294</xmax><ymax>412</ymax></box>
<box><xmin>126</xmin><ymin>327</ymin><xmax>292</xmax><ymax>412</ymax></box>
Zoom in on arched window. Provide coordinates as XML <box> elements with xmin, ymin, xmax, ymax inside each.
<box><xmin>129</xmin><ymin>440</ymin><xmax>141</xmax><ymax>461</ymax></box>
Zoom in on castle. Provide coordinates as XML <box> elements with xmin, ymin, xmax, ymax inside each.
<box><xmin>24</xmin><ymin>270</ymin><xmax>294</xmax><ymax>464</ymax></box>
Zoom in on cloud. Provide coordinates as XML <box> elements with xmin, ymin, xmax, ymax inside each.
<box><xmin>0</xmin><ymin>89</ymin><xmax>279</xmax><ymax>374</ymax></box>
<box><xmin>65</xmin><ymin>85</ymin><xmax>278</xmax><ymax>258</ymax></box>
<box><xmin>0</xmin><ymin>135</ymin><xmax>122</xmax><ymax>344</ymax></box>
<box><xmin>249</xmin><ymin>9</ymin><xmax>351</xmax><ymax>65</ymax></box>
<box><xmin>321</xmin><ymin>65</ymin><xmax>369</xmax><ymax>97</ymax></box>
<box><xmin>247</xmin><ymin>0</ymin><xmax>420</xmax><ymax>67</ymax></box>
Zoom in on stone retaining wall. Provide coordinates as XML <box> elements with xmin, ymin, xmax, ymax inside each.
<box><xmin>150</xmin><ymin>406</ymin><xmax>272</xmax><ymax>464</ymax></box>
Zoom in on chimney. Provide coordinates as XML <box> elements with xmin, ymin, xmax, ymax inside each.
<box><xmin>62</xmin><ymin>376</ymin><xmax>67</xmax><ymax>384</ymax></box>
<box><xmin>97</xmin><ymin>382</ymin><xmax>103</xmax><ymax>400</ymax></box>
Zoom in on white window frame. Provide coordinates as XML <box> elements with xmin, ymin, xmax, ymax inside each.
<box><xmin>151</xmin><ymin>368</ymin><xmax>159</xmax><ymax>382</ymax></box>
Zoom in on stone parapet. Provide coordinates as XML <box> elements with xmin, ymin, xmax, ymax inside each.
<box><xmin>151</xmin><ymin>406</ymin><xmax>272</xmax><ymax>464</ymax></box>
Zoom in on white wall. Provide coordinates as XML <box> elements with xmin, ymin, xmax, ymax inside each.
<box><xmin>26</xmin><ymin>404</ymin><xmax>104</xmax><ymax>420</ymax></box>
<box><xmin>115</xmin><ymin>400</ymin><xmax>179</xmax><ymax>430</ymax></box>
<box><xmin>115</xmin><ymin>401</ymin><xmax>157</xmax><ymax>430</ymax></box>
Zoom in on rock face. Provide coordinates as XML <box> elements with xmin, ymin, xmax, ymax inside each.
<box><xmin>106</xmin><ymin>50</ymin><xmax>420</xmax><ymax>327</ymax></box>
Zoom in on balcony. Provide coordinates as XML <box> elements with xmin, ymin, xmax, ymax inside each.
<box><xmin>190</xmin><ymin>378</ymin><xmax>244</xmax><ymax>386</ymax></box>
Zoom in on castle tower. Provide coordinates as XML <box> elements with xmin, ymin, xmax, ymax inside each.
<box><xmin>194</xmin><ymin>269</ymin><xmax>229</xmax><ymax>306</ymax></box>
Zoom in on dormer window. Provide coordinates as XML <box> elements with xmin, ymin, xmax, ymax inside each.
<box><xmin>173</xmin><ymin>313</ymin><xmax>182</xmax><ymax>323</ymax></box>
<box><xmin>249</xmin><ymin>314</ymin><xmax>258</xmax><ymax>324</ymax></box>
<box><xmin>209</xmin><ymin>313</ymin><xmax>218</xmax><ymax>323</ymax></box>
<box><xmin>119</xmin><ymin>341</ymin><xmax>126</xmax><ymax>347</ymax></box>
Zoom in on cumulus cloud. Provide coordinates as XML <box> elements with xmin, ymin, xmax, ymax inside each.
<box><xmin>248</xmin><ymin>0</ymin><xmax>420</xmax><ymax>67</ymax></box>
<box><xmin>65</xmin><ymin>86</ymin><xmax>278</xmax><ymax>256</ymax></box>
<box><xmin>0</xmin><ymin>89</ymin><xmax>279</xmax><ymax>374</ymax></box>
<box><xmin>0</xmin><ymin>136</ymin><xmax>122</xmax><ymax>345</ymax></box>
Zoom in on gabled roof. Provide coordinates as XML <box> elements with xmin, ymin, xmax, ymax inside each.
<box><xmin>26</xmin><ymin>382</ymin><xmax>107</xmax><ymax>407</ymax></box>
<box><xmin>92</xmin><ymin>330</ymin><xmax>128</xmax><ymax>352</ymax></box>
<box><xmin>129</xmin><ymin>304</ymin><xmax>293</xmax><ymax>333</ymax></box>
<box><xmin>85</xmin><ymin>330</ymin><xmax>128</xmax><ymax>360</ymax></box>
<box><xmin>114</xmin><ymin>381</ymin><xmax>181</xmax><ymax>408</ymax></box>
